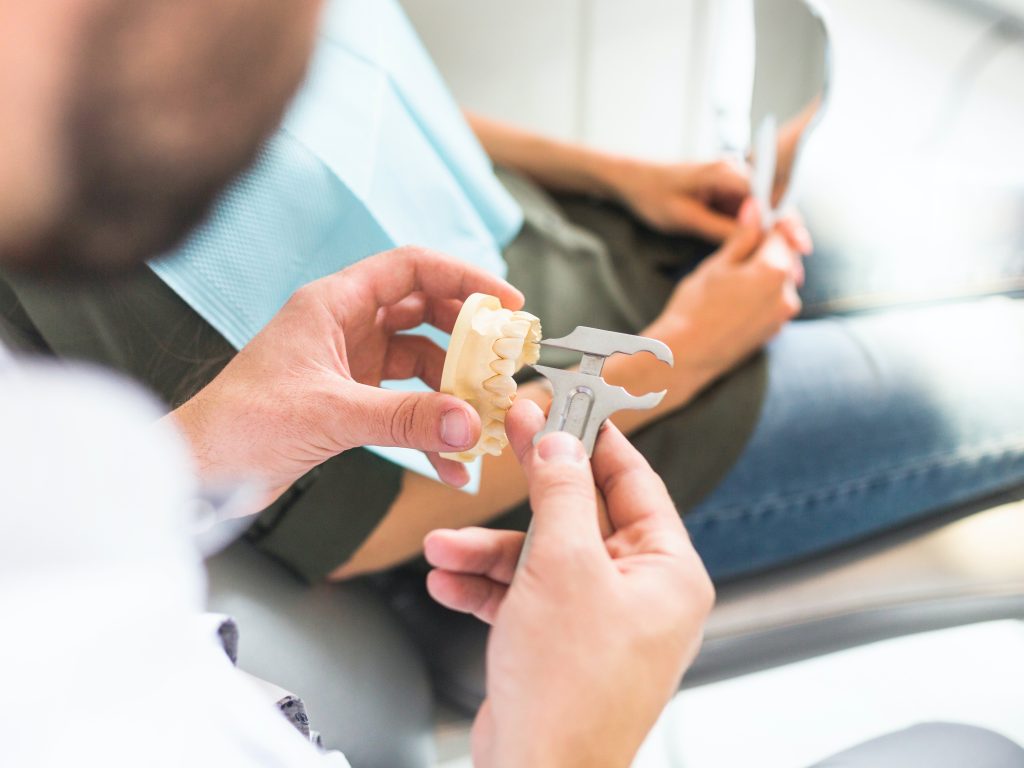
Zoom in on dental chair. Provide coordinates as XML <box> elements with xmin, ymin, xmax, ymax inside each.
<box><xmin>206</xmin><ymin>485</ymin><xmax>1024</xmax><ymax>768</ymax></box>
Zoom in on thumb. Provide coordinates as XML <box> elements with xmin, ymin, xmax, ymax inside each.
<box><xmin>716</xmin><ymin>198</ymin><xmax>764</xmax><ymax>264</ymax></box>
<box><xmin>345</xmin><ymin>385</ymin><xmax>481</xmax><ymax>453</ymax></box>
<box><xmin>522</xmin><ymin>432</ymin><xmax>604</xmax><ymax>564</ymax></box>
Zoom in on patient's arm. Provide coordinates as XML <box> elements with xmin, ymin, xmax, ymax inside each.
<box><xmin>332</xmin><ymin>202</ymin><xmax>810</xmax><ymax>579</ymax></box>
<box><xmin>466</xmin><ymin>111</ymin><xmax>626</xmax><ymax>200</ymax></box>
<box><xmin>465</xmin><ymin>112</ymin><xmax>750</xmax><ymax>243</ymax></box>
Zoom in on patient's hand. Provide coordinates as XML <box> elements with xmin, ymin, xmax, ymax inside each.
<box><xmin>608</xmin><ymin>157</ymin><xmax>750</xmax><ymax>242</ymax></box>
<box><xmin>425</xmin><ymin>400</ymin><xmax>714</xmax><ymax>768</ymax></box>
<box><xmin>168</xmin><ymin>246</ymin><xmax>523</xmax><ymax>504</ymax></box>
<box><xmin>648</xmin><ymin>199</ymin><xmax>811</xmax><ymax>390</ymax></box>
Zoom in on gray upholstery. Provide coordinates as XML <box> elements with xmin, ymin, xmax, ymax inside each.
<box><xmin>811</xmin><ymin>723</ymin><xmax>1024</xmax><ymax>767</ymax></box>
<box><xmin>205</xmin><ymin>541</ymin><xmax>435</xmax><ymax>768</ymax></box>
<box><xmin>696</xmin><ymin>489</ymin><xmax>1024</xmax><ymax>685</ymax></box>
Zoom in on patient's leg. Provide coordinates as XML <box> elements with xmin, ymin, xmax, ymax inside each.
<box><xmin>687</xmin><ymin>296</ymin><xmax>1024</xmax><ymax>581</ymax></box>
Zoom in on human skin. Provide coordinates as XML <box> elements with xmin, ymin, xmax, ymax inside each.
<box><xmin>333</xmin><ymin>198</ymin><xmax>810</xmax><ymax>579</ymax></box>
<box><xmin>466</xmin><ymin>112</ymin><xmax>752</xmax><ymax>243</ymax></box>
<box><xmin>0</xmin><ymin>0</ymin><xmax>324</xmax><ymax>276</ymax></box>
<box><xmin>426</xmin><ymin>400</ymin><xmax>716</xmax><ymax>768</ymax></box>
<box><xmin>170</xmin><ymin>247</ymin><xmax>524</xmax><ymax>507</ymax></box>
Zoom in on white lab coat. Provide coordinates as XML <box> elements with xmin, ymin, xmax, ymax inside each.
<box><xmin>0</xmin><ymin>347</ymin><xmax>349</xmax><ymax>767</ymax></box>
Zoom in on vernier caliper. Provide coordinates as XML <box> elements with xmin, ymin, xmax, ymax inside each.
<box><xmin>515</xmin><ymin>326</ymin><xmax>673</xmax><ymax>570</ymax></box>
<box><xmin>532</xmin><ymin>326</ymin><xmax>674</xmax><ymax>456</ymax></box>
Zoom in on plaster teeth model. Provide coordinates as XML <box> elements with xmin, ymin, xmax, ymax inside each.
<box><xmin>440</xmin><ymin>293</ymin><xmax>542</xmax><ymax>462</ymax></box>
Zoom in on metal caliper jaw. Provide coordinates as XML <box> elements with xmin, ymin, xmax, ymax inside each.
<box><xmin>531</xmin><ymin>327</ymin><xmax>674</xmax><ymax>456</ymax></box>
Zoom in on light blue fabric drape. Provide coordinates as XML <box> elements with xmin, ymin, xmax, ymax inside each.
<box><xmin>150</xmin><ymin>0</ymin><xmax>522</xmax><ymax>483</ymax></box>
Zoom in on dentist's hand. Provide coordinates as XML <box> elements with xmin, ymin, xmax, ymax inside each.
<box><xmin>170</xmin><ymin>247</ymin><xmax>523</xmax><ymax>501</ymax></box>
<box><xmin>425</xmin><ymin>400</ymin><xmax>714</xmax><ymax>768</ymax></box>
<box><xmin>609</xmin><ymin>158</ymin><xmax>750</xmax><ymax>242</ymax></box>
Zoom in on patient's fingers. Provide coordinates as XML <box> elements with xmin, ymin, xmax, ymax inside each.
<box><xmin>337</xmin><ymin>246</ymin><xmax>524</xmax><ymax>312</ymax></box>
<box><xmin>706</xmin><ymin>158</ymin><xmax>751</xmax><ymax>215</ymax></box>
<box><xmin>424</xmin><ymin>527</ymin><xmax>524</xmax><ymax>585</ymax></box>
<box><xmin>717</xmin><ymin>199</ymin><xmax>764</xmax><ymax>263</ymax></box>
<box><xmin>677</xmin><ymin>199</ymin><xmax>740</xmax><ymax>243</ymax></box>
<box><xmin>384</xmin><ymin>335</ymin><xmax>447</xmax><ymax>390</ymax></box>
<box><xmin>426</xmin><ymin>570</ymin><xmax>508</xmax><ymax>625</ymax></box>
<box><xmin>776</xmin><ymin>216</ymin><xmax>813</xmax><ymax>257</ymax></box>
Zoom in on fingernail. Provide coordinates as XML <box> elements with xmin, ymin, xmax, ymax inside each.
<box><xmin>740</xmin><ymin>198</ymin><xmax>760</xmax><ymax>228</ymax></box>
<box><xmin>537</xmin><ymin>432</ymin><xmax>586</xmax><ymax>464</ymax></box>
<box><xmin>441</xmin><ymin>409</ymin><xmax>472</xmax><ymax>449</ymax></box>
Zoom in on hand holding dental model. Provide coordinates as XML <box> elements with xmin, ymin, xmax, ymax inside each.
<box><xmin>170</xmin><ymin>247</ymin><xmax>524</xmax><ymax>501</ymax></box>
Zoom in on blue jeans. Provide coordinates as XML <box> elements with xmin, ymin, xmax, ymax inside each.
<box><xmin>689</xmin><ymin>296</ymin><xmax>1024</xmax><ymax>581</ymax></box>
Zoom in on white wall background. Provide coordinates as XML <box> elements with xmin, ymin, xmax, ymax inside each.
<box><xmin>400</xmin><ymin>0</ymin><xmax>716</xmax><ymax>161</ymax></box>
<box><xmin>401</xmin><ymin>0</ymin><xmax>1024</xmax><ymax>170</ymax></box>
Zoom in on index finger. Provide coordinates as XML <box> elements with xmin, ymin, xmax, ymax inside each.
<box><xmin>337</xmin><ymin>246</ymin><xmax>524</xmax><ymax>310</ymax></box>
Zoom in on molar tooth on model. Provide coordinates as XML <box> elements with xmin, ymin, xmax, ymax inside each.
<box><xmin>439</xmin><ymin>293</ymin><xmax>542</xmax><ymax>463</ymax></box>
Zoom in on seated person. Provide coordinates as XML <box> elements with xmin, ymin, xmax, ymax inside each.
<box><xmin>5</xmin><ymin>3</ymin><xmax>1023</xmax><ymax>767</ymax></box>
<box><xmin>4</xmin><ymin>0</ymin><xmax>1024</xmax><ymax>588</ymax></box>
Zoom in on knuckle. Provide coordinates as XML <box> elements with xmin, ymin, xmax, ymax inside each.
<box><xmin>766</xmin><ymin>260</ymin><xmax>790</xmax><ymax>284</ymax></box>
<box><xmin>387</xmin><ymin>398</ymin><xmax>423</xmax><ymax>446</ymax></box>
<box><xmin>536</xmin><ymin>471</ymin><xmax>593</xmax><ymax>505</ymax></box>
<box><xmin>673</xmin><ymin>565</ymin><xmax>715</xmax><ymax>622</ymax></box>
<box><xmin>785</xmin><ymin>293</ymin><xmax>803</xmax><ymax>318</ymax></box>
<box><xmin>695</xmin><ymin>571</ymin><xmax>716</xmax><ymax>615</ymax></box>
<box><xmin>288</xmin><ymin>281</ymin><xmax>320</xmax><ymax>309</ymax></box>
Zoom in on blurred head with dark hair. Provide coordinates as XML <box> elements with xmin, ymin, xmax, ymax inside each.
<box><xmin>0</xmin><ymin>0</ymin><xmax>323</xmax><ymax>278</ymax></box>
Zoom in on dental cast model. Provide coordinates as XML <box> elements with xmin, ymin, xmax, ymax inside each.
<box><xmin>440</xmin><ymin>294</ymin><xmax>542</xmax><ymax>462</ymax></box>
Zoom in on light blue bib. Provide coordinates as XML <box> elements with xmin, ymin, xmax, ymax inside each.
<box><xmin>150</xmin><ymin>0</ymin><xmax>523</xmax><ymax>484</ymax></box>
